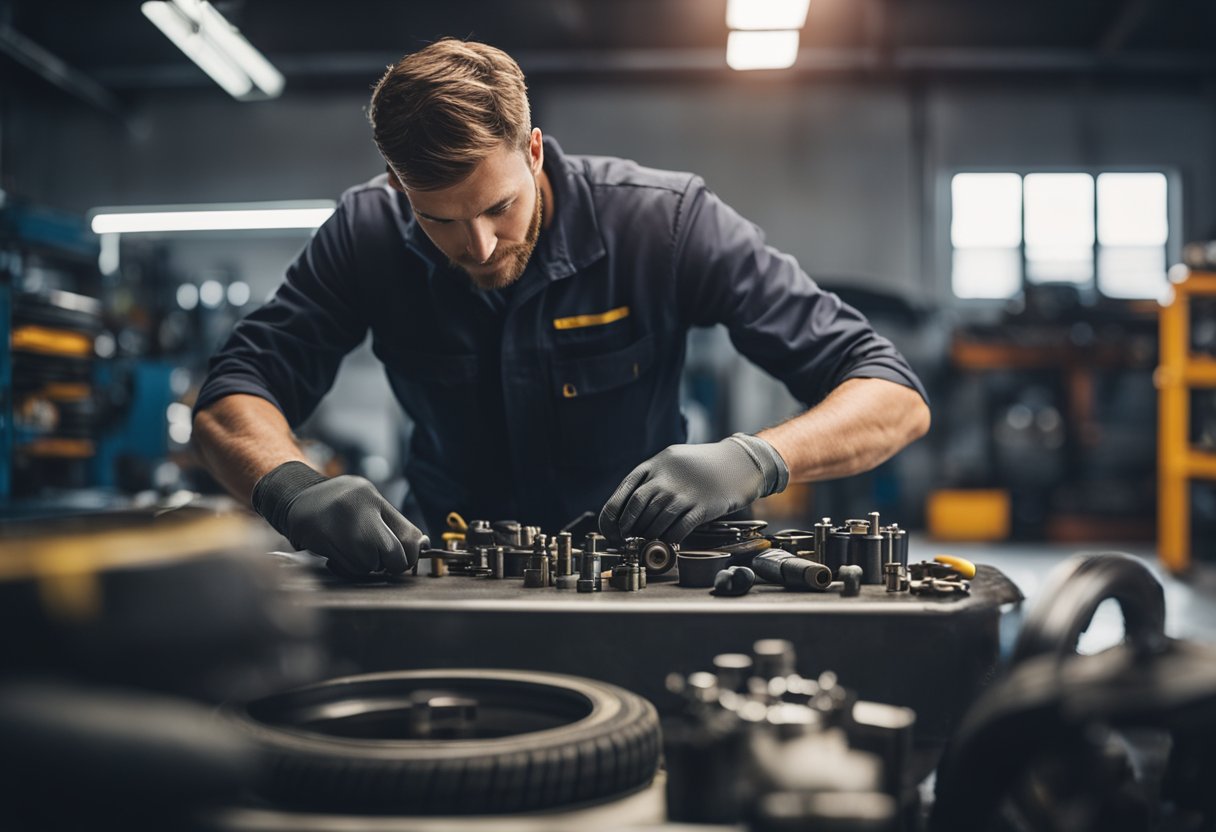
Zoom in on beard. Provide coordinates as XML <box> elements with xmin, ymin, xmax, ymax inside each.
<box><xmin>452</xmin><ymin>184</ymin><xmax>543</xmax><ymax>292</ymax></box>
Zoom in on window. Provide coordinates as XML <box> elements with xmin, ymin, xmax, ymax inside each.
<box><xmin>950</xmin><ymin>171</ymin><xmax>1170</xmax><ymax>301</ymax></box>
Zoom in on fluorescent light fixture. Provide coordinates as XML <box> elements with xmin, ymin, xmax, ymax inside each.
<box><xmin>727</xmin><ymin>0</ymin><xmax>811</xmax><ymax>31</ymax></box>
<box><xmin>141</xmin><ymin>0</ymin><xmax>284</xmax><ymax>99</ymax></box>
<box><xmin>726</xmin><ymin>30</ymin><xmax>800</xmax><ymax>71</ymax></box>
<box><xmin>89</xmin><ymin>201</ymin><xmax>336</xmax><ymax>235</ymax></box>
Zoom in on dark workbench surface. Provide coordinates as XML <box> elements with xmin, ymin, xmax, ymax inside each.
<box><xmin>273</xmin><ymin>551</ymin><xmax>1022</xmax><ymax>755</ymax></box>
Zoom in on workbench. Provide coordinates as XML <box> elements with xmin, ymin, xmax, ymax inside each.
<box><xmin>276</xmin><ymin>554</ymin><xmax>1023</xmax><ymax>751</ymax></box>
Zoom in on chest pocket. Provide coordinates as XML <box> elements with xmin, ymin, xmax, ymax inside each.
<box><xmin>549</xmin><ymin>333</ymin><xmax>656</xmax><ymax>470</ymax></box>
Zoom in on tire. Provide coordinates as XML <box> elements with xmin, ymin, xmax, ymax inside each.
<box><xmin>227</xmin><ymin>669</ymin><xmax>662</xmax><ymax>815</ymax></box>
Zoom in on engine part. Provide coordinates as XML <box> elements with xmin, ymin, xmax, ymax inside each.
<box><xmin>713</xmin><ymin>565</ymin><xmax>756</xmax><ymax>597</ymax></box>
<box><xmin>491</xmin><ymin>520</ymin><xmax>521</xmax><ymax>548</ymax></box>
<box><xmin>711</xmin><ymin>653</ymin><xmax>754</xmax><ymax>691</ymax></box>
<box><xmin>489</xmin><ymin>545</ymin><xmax>504</xmax><ymax>580</ymax></box>
<box><xmin>678</xmin><ymin>551</ymin><xmax>732</xmax><ymax>587</ymax></box>
<box><xmin>683</xmin><ymin>519</ymin><xmax>768</xmax><ymax>549</ymax></box>
<box><xmin>227</xmin><ymin>669</ymin><xmax>662</xmax><ymax>815</ymax></box>
<box><xmin>883</xmin><ymin>560</ymin><xmax>907</xmax><ymax>593</ymax></box>
<box><xmin>576</xmin><ymin>554</ymin><xmax>602</xmax><ymax>593</ymax></box>
<box><xmin>769</xmin><ymin>529</ymin><xmax>816</xmax><ymax>557</ymax></box>
<box><xmin>466</xmin><ymin>520</ymin><xmax>496</xmax><ymax>549</ymax></box>
<box><xmin>520</xmin><ymin>525</ymin><xmax>538</xmax><ymax>548</ymax></box>
<box><xmin>716</xmin><ymin>536</ymin><xmax>774</xmax><ymax>566</ymax></box>
<box><xmin>882</xmin><ymin>524</ymin><xmax>908</xmax><ymax>569</ymax></box>
<box><xmin>640</xmin><ymin>539</ymin><xmax>678</xmax><ymax>574</ymax></box>
<box><xmin>752</xmin><ymin>551</ymin><xmax>832</xmax><ymax>591</ymax></box>
<box><xmin>555</xmin><ymin>532</ymin><xmax>573</xmax><ymax>577</ymax></box>
<box><xmin>429</xmin><ymin>555</ymin><xmax>448</xmax><ymax>578</ymax></box>
<box><xmin>664</xmin><ymin>640</ymin><xmax>908</xmax><ymax>826</ymax></box>
<box><xmin>611</xmin><ymin>562</ymin><xmax>644</xmax><ymax>592</ymax></box>
<box><xmin>908</xmin><ymin>558</ymin><xmax>973</xmax><ymax>596</ymax></box>
<box><xmin>522</xmin><ymin>568</ymin><xmax>546</xmax><ymax>588</ymax></box>
<box><xmin>825</xmin><ymin>527</ymin><xmax>850</xmax><ymax>575</ymax></box>
<box><xmin>839</xmin><ymin>564</ymin><xmax>863</xmax><ymax>597</ymax></box>
<box><xmin>752</xmin><ymin>639</ymin><xmax>797</xmax><ymax>679</ymax></box>
<box><xmin>555</xmin><ymin>574</ymin><xmax>579</xmax><ymax>590</ymax></box>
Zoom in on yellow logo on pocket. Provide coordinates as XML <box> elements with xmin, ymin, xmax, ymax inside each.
<box><xmin>552</xmin><ymin>305</ymin><xmax>630</xmax><ymax>331</ymax></box>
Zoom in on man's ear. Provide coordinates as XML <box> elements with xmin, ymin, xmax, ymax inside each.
<box><xmin>528</xmin><ymin>127</ymin><xmax>544</xmax><ymax>176</ymax></box>
<box><xmin>385</xmin><ymin>165</ymin><xmax>406</xmax><ymax>193</ymax></box>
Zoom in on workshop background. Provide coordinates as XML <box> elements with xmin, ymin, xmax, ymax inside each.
<box><xmin>6</xmin><ymin>1</ymin><xmax>1216</xmax><ymax>830</ymax></box>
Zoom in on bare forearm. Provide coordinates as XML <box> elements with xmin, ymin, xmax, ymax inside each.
<box><xmin>758</xmin><ymin>378</ymin><xmax>930</xmax><ymax>482</ymax></box>
<box><xmin>191</xmin><ymin>394</ymin><xmax>313</xmax><ymax>503</ymax></box>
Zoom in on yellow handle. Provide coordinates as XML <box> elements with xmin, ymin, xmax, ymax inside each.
<box><xmin>934</xmin><ymin>555</ymin><xmax>977</xmax><ymax>579</ymax></box>
<box><xmin>441</xmin><ymin>531</ymin><xmax>466</xmax><ymax>543</ymax></box>
<box><xmin>446</xmin><ymin>512</ymin><xmax>468</xmax><ymax>533</ymax></box>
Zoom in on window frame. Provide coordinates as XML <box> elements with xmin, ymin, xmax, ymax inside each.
<box><xmin>941</xmin><ymin>165</ymin><xmax>1182</xmax><ymax>306</ymax></box>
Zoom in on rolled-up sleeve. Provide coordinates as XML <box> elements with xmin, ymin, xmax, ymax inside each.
<box><xmin>193</xmin><ymin>199</ymin><xmax>368</xmax><ymax>426</ymax></box>
<box><xmin>673</xmin><ymin>177</ymin><xmax>927</xmax><ymax>407</ymax></box>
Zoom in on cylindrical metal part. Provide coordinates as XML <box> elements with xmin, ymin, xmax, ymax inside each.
<box><xmin>752</xmin><ymin>639</ymin><xmax>796</xmax><ymax>679</ymax></box>
<box><xmin>712</xmin><ymin>565</ymin><xmax>755</xmax><ymax>597</ymax></box>
<box><xmin>467</xmin><ymin>520</ymin><xmax>496</xmax><ymax>548</ymax></box>
<box><xmin>825</xmin><ymin>529</ymin><xmax>850</xmax><ymax>575</ymax></box>
<box><xmin>712</xmin><ymin>653</ymin><xmax>754</xmax><ymax>692</ymax></box>
<box><xmin>583</xmin><ymin>532</ymin><xmax>604</xmax><ymax>554</ymax></box>
<box><xmin>890</xmin><ymin>525</ymin><xmax>908</xmax><ymax>568</ymax></box>
<box><xmin>861</xmin><ymin>534</ymin><xmax>884</xmax><ymax>585</ymax></box>
<box><xmin>520</xmin><ymin>525</ymin><xmax>538</xmax><ymax>548</ymax></box>
<box><xmin>868</xmin><ymin>511</ymin><xmax>880</xmax><ymax>535</ymax></box>
<box><xmin>523</xmin><ymin>568</ymin><xmax>546</xmax><ymax>588</ymax></box>
<box><xmin>429</xmin><ymin>556</ymin><xmax>448</xmax><ymax>578</ymax></box>
<box><xmin>490</xmin><ymin>546</ymin><xmax>504</xmax><ymax>579</ymax></box>
<box><xmin>839</xmin><ymin>564</ymin><xmax>863</xmax><ymax>597</ymax></box>
<box><xmin>884</xmin><ymin>560</ymin><xmax>906</xmax><ymax>592</ymax></box>
<box><xmin>640</xmin><ymin>539</ymin><xmax>678</xmax><ymax>574</ymax></box>
<box><xmin>753</xmin><ymin>551</ymin><xmax>832</xmax><ymax>591</ymax></box>
<box><xmin>577</xmin><ymin>553</ymin><xmax>602</xmax><ymax>592</ymax></box>
<box><xmin>555</xmin><ymin>532</ymin><xmax>573</xmax><ymax>576</ymax></box>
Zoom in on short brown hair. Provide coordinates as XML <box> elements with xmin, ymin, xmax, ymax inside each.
<box><xmin>368</xmin><ymin>39</ymin><xmax>532</xmax><ymax>191</ymax></box>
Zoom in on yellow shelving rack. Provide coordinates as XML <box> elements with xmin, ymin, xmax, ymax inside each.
<box><xmin>1157</xmin><ymin>268</ymin><xmax>1216</xmax><ymax>573</ymax></box>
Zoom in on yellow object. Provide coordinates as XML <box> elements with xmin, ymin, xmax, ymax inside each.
<box><xmin>934</xmin><ymin>554</ymin><xmax>977</xmax><ymax>579</ymax></box>
<box><xmin>1156</xmin><ymin>268</ymin><xmax>1216</xmax><ymax>573</ymax></box>
<box><xmin>926</xmin><ymin>490</ymin><xmax>1010</xmax><ymax>541</ymax></box>
<box><xmin>11</xmin><ymin>325</ymin><xmax>93</xmax><ymax>357</ymax></box>
<box><xmin>0</xmin><ymin>513</ymin><xmax>255</xmax><ymax>622</ymax></box>
<box><xmin>446</xmin><ymin>511</ymin><xmax>468</xmax><ymax>533</ymax></box>
<box><xmin>552</xmin><ymin>305</ymin><xmax>630</xmax><ymax>331</ymax></box>
<box><xmin>441</xmin><ymin>531</ymin><xmax>465</xmax><ymax>543</ymax></box>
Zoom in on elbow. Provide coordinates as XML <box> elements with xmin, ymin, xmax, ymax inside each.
<box><xmin>908</xmin><ymin>398</ymin><xmax>931</xmax><ymax>444</ymax></box>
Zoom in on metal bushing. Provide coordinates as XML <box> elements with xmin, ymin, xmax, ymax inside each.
<box><xmin>677</xmin><ymin>551</ymin><xmax>732</xmax><ymax>588</ymax></box>
<box><xmin>640</xmin><ymin>539</ymin><xmax>678</xmax><ymax>575</ymax></box>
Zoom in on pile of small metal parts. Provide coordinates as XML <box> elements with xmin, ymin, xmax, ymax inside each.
<box><xmin>664</xmin><ymin>638</ymin><xmax>915</xmax><ymax>828</ymax></box>
<box><xmin>414</xmin><ymin>511</ymin><xmax>975</xmax><ymax>600</ymax></box>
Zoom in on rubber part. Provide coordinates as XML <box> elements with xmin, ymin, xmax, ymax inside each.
<box><xmin>712</xmin><ymin>565</ymin><xmax>755</xmax><ymax>597</ymax></box>
<box><xmin>226</xmin><ymin>669</ymin><xmax>661</xmax><ymax>815</ymax></box>
<box><xmin>678</xmin><ymin>551</ymin><xmax>732</xmax><ymax>587</ymax></box>
<box><xmin>753</xmin><ymin>551</ymin><xmax>832</xmax><ymax>591</ymax></box>
<box><xmin>839</xmin><ymin>564</ymin><xmax>863</xmax><ymax>597</ymax></box>
<box><xmin>1012</xmin><ymin>552</ymin><xmax>1167</xmax><ymax>664</ymax></box>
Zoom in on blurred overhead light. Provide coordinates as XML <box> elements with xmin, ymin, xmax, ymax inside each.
<box><xmin>140</xmin><ymin>0</ymin><xmax>284</xmax><ymax>99</ymax></box>
<box><xmin>89</xmin><ymin>201</ymin><xmax>336</xmax><ymax>234</ymax></box>
<box><xmin>726</xmin><ymin>30</ymin><xmax>800</xmax><ymax>71</ymax></box>
<box><xmin>726</xmin><ymin>0</ymin><xmax>811</xmax><ymax>31</ymax></box>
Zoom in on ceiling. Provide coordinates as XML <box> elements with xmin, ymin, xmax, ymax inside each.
<box><xmin>3</xmin><ymin>0</ymin><xmax>1216</xmax><ymax>105</ymax></box>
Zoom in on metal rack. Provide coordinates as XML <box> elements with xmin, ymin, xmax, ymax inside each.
<box><xmin>1156</xmin><ymin>268</ymin><xmax>1216</xmax><ymax>573</ymax></box>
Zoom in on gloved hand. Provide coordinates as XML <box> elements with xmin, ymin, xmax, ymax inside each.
<box><xmin>599</xmin><ymin>433</ymin><xmax>789</xmax><ymax>544</ymax></box>
<box><xmin>251</xmin><ymin>461</ymin><xmax>428</xmax><ymax>578</ymax></box>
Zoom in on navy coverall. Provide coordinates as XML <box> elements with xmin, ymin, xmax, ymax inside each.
<box><xmin>196</xmin><ymin>137</ymin><xmax>926</xmax><ymax>536</ymax></box>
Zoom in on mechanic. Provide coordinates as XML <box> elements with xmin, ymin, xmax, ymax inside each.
<box><xmin>191</xmin><ymin>38</ymin><xmax>930</xmax><ymax>578</ymax></box>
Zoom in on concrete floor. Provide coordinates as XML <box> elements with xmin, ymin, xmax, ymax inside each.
<box><xmin>921</xmin><ymin>541</ymin><xmax>1216</xmax><ymax>651</ymax></box>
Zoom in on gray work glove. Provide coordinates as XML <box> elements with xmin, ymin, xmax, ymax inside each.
<box><xmin>251</xmin><ymin>461</ymin><xmax>428</xmax><ymax>578</ymax></box>
<box><xmin>599</xmin><ymin>433</ymin><xmax>790</xmax><ymax>544</ymax></box>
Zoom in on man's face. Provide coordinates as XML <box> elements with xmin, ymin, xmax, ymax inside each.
<box><xmin>401</xmin><ymin>132</ymin><xmax>544</xmax><ymax>291</ymax></box>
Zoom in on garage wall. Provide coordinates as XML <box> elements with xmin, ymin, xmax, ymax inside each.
<box><xmin>4</xmin><ymin>75</ymin><xmax>1215</xmax><ymax>464</ymax></box>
